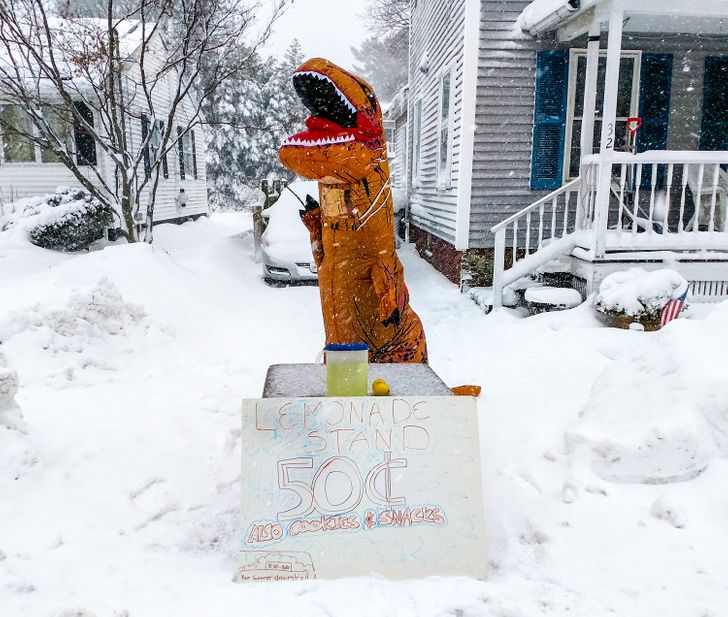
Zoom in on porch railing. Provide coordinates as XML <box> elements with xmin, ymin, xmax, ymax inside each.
<box><xmin>583</xmin><ymin>151</ymin><xmax>728</xmax><ymax>252</ymax></box>
<box><xmin>491</xmin><ymin>177</ymin><xmax>582</xmax><ymax>308</ymax></box>
<box><xmin>490</xmin><ymin>151</ymin><xmax>728</xmax><ymax>309</ymax></box>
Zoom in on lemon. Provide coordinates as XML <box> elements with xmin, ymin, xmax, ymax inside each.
<box><xmin>371</xmin><ymin>378</ymin><xmax>390</xmax><ymax>396</ymax></box>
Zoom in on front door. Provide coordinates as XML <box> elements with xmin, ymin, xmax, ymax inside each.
<box><xmin>564</xmin><ymin>50</ymin><xmax>642</xmax><ymax>180</ymax></box>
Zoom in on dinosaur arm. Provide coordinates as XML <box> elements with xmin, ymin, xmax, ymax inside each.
<box><xmin>371</xmin><ymin>261</ymin><xmax>408</xmax><ymax>327</ymax></box>
<box><xmin>300</xmin><ymin>196</ymin><xmax>324</xmax><ymax>268</ymax></box>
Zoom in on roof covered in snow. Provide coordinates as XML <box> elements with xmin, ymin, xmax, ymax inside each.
<box><xmin>517</xmin><ymin>0</ymin><xmax>728</xmax><ymax>38</ymax></box>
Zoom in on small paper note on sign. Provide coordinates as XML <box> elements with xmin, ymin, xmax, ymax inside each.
<box><xmin>238</xmin><ymin>396</ymin><xmax>486</xmax><ymax>581</ymax></box>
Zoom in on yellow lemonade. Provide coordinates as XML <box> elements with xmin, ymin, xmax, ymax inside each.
<box><xmin>326</xmin><ymin>361</ymin><xmax>368</xmax><ymax>396</ymax></box>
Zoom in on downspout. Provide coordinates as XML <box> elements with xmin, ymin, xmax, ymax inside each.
<box><xmin>404</xmin><ymin>3</ymin><xmax>413</xmax><ymax>244</ymax></box>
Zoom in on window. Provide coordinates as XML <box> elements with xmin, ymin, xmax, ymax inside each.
<box><xmin>0</xmin><ymin>102</ymin><xmax>95</xmax><ymax>166</ymax></box>
<box><xmin>141</xmin><ymin>114</ymin><xmax>151</xmax><ymax>176</ymax></box>
<box><xmin>384</xmin><ymin>121</ymin><xmax>396</xmax><ymax>158</ymax></box>
<box><xmin>156</xmin><ymin>121</ymin><xmax>169</xmax><ymax>179</ymax></box>
<box><xmin>40</xmin><ymin>105</ymin><xmax>72</xmax><ymax>163</ymax></box>
<box><xmin>437</xmin><ymin>68</ymin><xmax>454</xmax><ymax>188</ymax></box>
<box><xmin>73</xmin><ymin>101</ymin><xmax>97</xmax><ymax>166</ymax></box>
<box><xmin>143</xmin><ymin>117</ymin><xmax>168</xmax><ymax>179</ymax></box>
<box><xmin>189</xmin><ymin>130</ymin><xmax>197</xmax><ymax>180</ymax></box>
<box><xmin>177</xmin><ymin>127</ymin><xmax>197</xmax><ymax>180</ymax></box>
<box><xmin>411</xmin><ymin>99</ymin><xmax>422</xmax><ymax>185</ymax></box>
<box><xmin>1</xmin><ymin>105</ymin><xmax>35</xmax><ymax>163</ymax></box>
<box><xmin>564</xmin><ymin>50</ymin><xmax>641</xmax><ymax>178</ymax></box>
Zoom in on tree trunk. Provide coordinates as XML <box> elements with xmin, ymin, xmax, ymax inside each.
<box><xmin>121</xmin><ymin>182</ymin><xmax>138</xmax><ymax>243</ymax></box>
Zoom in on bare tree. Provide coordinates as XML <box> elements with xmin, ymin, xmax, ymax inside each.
<box><xmin>364</xmin><ymin>0</ymin><xmax>410</xmax><ymax>37</ymax></box>
<box><xmin>352</xmin><ymin>0</ymin><xmax>410</xmax><ymax>101</ymax></box>
<box><xmin>0</xmin><ymin>0</ymin><xmax>286</xmax><ymax>242</ymax></box>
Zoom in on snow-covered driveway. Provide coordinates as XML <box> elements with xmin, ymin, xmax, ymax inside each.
<box><xmin>1</xmin><ymin>214</ymin><xmax>726</xmax><ymax>617</ymax></box>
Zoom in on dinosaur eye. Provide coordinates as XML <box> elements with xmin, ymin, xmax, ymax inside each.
<box><xmin>356</xmin><ymin>79</ymin><xmax>378</xmax><ymax>110</ymax></box>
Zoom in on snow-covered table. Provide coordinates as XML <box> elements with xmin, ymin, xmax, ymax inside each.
<box><xmin>262</xmin><ymin>363</ymin><xmax>453</xmax><ymax>397</ymax></box>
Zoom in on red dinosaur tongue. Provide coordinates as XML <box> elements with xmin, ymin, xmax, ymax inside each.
<box><xmin>305</xmin><ymin>116</ymin><xmax>342</xmax><ymax>133</ymax></box>
<box><xmin>281</xmin><ymin>112</ymin><xmax>382</xmax><ymax>148</ymax></box>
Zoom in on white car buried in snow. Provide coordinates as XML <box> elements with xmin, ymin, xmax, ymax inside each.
<box><xmin>261</xmin><ymin>180</ymin><xmax>319</xmax><ymax>285</ymax></box>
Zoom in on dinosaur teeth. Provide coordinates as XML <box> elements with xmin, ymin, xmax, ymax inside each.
<box><xmin>281</xmin><ymin>134</ymin><xmax>357</xmax><ymax>148</ymax></box>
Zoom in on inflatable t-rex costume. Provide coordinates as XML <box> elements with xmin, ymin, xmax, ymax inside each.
<box><xmin>279</xmin><ymin>58</ymin><xmax>427</xmax><ymax>363</ymax></box>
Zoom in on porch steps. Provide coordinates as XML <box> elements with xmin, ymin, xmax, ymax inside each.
<box><xmin>524</xmin><ymin>286</ymin><xmax>584</xmax><ymax>315</ymax></box>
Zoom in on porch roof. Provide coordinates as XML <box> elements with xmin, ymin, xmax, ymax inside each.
<box><xmin>518</xmin><ymin>0</ymin><xmax>728</xmax><ymax>40</ymax></box>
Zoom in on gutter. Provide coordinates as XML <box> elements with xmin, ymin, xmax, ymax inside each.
<box><xmin>520</xmin><ymin>0</ymin><xmax>582</xmax><ymax>36</ymax></box>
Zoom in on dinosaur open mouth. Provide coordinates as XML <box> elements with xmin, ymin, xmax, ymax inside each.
<box><xmin>293</xmin><ymin>71</ymin><xmax>357</xmax><ymax>128</ymax></box>
<box><xmin>282</xmin><ymin>70</ymin><xmax>359</xmax><ymax>148</ymax></box>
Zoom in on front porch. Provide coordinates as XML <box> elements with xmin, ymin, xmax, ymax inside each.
<box><xmin>491</xmin><ymin>0</ymin><xmax>728</xmax><ymax>307</ymax></box>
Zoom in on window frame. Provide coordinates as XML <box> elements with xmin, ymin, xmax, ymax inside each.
<box><xmin>383</xmin><ymin>120</ymin><xmax>396</xmax><ymax>158</ymax></box>
<box><xmin>436</xmin><ymin>65</ymin><xmax>455</xmax><ymax>190</ymax></box>
<box><xmin>563</xmin><ymin>49</ymin><xmax>642</xmax><ymax>181</ymax></box>
<box><xmin>177</xmin><ymin>126</ymin><xmax>197</xmax><ymax>181</ymax></box>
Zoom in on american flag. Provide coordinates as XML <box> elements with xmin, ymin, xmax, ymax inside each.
<box><xmin>660</xmin><ymin>289</ymin><xmax>688</xmax><ymax>327</ymax></box>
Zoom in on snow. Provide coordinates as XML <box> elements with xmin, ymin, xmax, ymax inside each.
<box><xmin>261</xmin><ymin>180</ymin><xmax>318</xmax><ymax>262</ymax></box>
<box><xmin>1</xmin><ymin>213</ymin><xmax>727</xmax><ymax>615</ymax></box>
<box><xmin>595</xmin><ymin>268</ymin><xmax>688</xmax><ymax>316</ymax></box>
<box><xmin>515</xmin><ymin>0</ymin><xmax>580</xmax><ymax>35</ymax></box>
<box><xmin>524</xmin><ymin>286</ymin><xmax>582</xmax><ymax>307</ymax></box>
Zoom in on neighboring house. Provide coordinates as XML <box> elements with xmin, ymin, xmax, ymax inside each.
<box><xmin>0</xmin><ymin>20</ymin><xmax>208</xmax><ymax>228</ymax></box>
<box><xmin>397</xmin><ymin>0</ymin><xmax>728</xmax><ymax>304</ymax></box>
<box><xmin>384</xmin><ymin>85</ymin><xmax>409</xmax><ymax>229</ymax></box>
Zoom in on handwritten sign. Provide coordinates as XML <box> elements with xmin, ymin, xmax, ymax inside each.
<box><xmin>238</xmin><ymin>396</ymin><xmax>486</xmax><ymax>581</ymax></box>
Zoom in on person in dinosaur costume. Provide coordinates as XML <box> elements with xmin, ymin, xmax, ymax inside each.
<box><xmin>279</xmin><ymin>57</ymin><xmax>427</xmax><ymax>363</ymax></box>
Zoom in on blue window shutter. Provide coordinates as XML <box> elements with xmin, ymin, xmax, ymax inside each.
<box><xmin>531</xmin><ymin>50</ymin><xmax>569</xmax><ymax>190</ymax></box>
<box><xmin>699</xmin><ymin>56</ymin><xmax>728</xmax><ymax>152</ymax></box>
<box><xmin>637</xmin><ymin>53</ymin><xmax>673</xmax><ymax>188</ymax></box>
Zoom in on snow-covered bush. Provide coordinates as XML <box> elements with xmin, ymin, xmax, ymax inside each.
<box><xmin>1</xmin><ymin>188</ymin><xmax>113</xmax><ymax>252</ymax></box>
<box><xmin>594</xmin><ymin>268</ymin><xmax>688</xmax><ymax>330</ymax></box>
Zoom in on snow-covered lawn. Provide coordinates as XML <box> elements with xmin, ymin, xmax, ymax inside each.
<box><xmin>1</xmin><ymin>213</ymin><xmax>726</xmax><ymax>616</ymax></box>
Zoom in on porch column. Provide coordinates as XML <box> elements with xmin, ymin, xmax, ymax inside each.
<box><xmin>593</xmin><ymin>5</ymin><xmax>623</xmax><ymax>257</ymax></box>
<box><xmin>577</xmin><ymin>15</ymin><xmax>601</xmax><ymax>229</ymax></box>
<box><xmin>580</xmin><ymin>17</ymin><xmax>601</xmax><ymax>163</ymax></box>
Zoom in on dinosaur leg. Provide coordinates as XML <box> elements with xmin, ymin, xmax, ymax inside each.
<box><xmin>371</xmin><ymin>262</ymin><xmax>428</xmax><ymax>363</ymax></box>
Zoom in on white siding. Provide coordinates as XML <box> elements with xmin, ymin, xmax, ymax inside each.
<box><xmin>0</xmin><ymin>35</ymin><xmax>208</xmax><ymax>224</ymax></box>
<box><xmin>408</xmin><ymin>0</ymin><xmax>467</xmax><ymax>245</ymax></box>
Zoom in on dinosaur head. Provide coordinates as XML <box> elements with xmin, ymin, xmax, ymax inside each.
<box><xmin>279</xmin><ymin>58</ymin><xmax>385</xmax><ymax>185</ymax></box>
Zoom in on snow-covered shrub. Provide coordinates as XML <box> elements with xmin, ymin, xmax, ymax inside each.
<box><xmin>1</xmin><ymin>187</ymin><xmax>114</xmax><ymax>251</ymax></box>
<box><xmin>27</xmin><ymin>189</ymin><xmax>113</xmax><ymax>251</ymax></box>
<box><xmin>594</xmin><ymin>268</ymin><xmax>688</xmax><ymax>330</ymax></box>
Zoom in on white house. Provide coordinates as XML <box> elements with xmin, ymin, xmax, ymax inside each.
<box><xmin>0</xmin><ymin>19</ymin><xmax>208</xmax><ymax>229</ymax></box>
<box><xmin>392</xmin><ymin>0</ymin><xmax>728</xmax><ymax>305</ymax></box>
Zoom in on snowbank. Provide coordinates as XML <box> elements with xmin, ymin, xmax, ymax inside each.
<box><xmin>0</xmin><ymin>352</ymin><xmax>25</xmax><ymax>433</ymax></box>
<box><xmin>568</xmin><ymin>301</ymin><xmax>728</xmax><ymax>484</ymax></box>
<box><xmin>1</xmin><ymin>212</ymin><xmax>727</xmax><ymax>616</ymax></box>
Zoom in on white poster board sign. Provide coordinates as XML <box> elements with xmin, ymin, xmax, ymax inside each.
<box><xmin>239</xmin><ymin>396</ymin><xmax>486</xmax><ymax>581</ymax></box>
